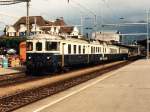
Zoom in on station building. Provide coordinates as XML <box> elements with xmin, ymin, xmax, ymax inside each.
<box><xmin>92</xmin><ymin>31</ymin><xmax>121</xmax><ymax>42</ymax></box>
<box><xmin>3</xmin><ymin>16</ymin><xmax>80</xmax><ymax>37</ymax></box>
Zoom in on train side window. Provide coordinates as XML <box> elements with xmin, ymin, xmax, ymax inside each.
<box><xmin>110</xmin><ymin>48</ymin><xmax>117</xmax><ymax>54</ymax></box>
<box><xmin>36</xmin><ymin>42</ymin><xmax>42</xmax><ymax>51</ymax></box>
<box><xmin>26</xmin><ymin>42</ymin><xmax>33</xmax><ymax>51</ymax></box>
<box><xmin>94</xmin><ymin>47</ymin><xmax>95</xmax><ymax>53</ymax></box>
<box><xmin>98</xmin><ymin>47</ymin><xmax>99</xmax><ymax>53</ymax></box>
<box><xmin>103</xmin><ymin>48</ymin><xmax>105</xmax><ymax>53</ymax></box>
<box><xmin>46</xmin><ymin>42</ymin><xmax>59</xmax><ymax>51</ymax></box>
<box><xmin>96</xmin><ymin>47</ymin><xmax>98</xmax><ymax>53</ymax></box>
<box><xmin>83</xmin><ymin>46</ymin><xmax>85</xmax><ymax>54</ymax></box>
<box><xmin>68</xmin><ymin>44</ymin><xmax>71</xmax><ymax>54</ymax></box>
<box><xmin>73</xmin><ymin>45</ymin><xmax>76</xmax><ymax>54</ymax></box>
<box><xmin>79</xmin><ymin>45</ymin><xmax>81</xmax><ymax>54</ymax></box>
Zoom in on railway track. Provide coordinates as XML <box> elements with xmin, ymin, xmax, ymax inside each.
<box><xmin>0</xmin><ymin>72</ymin><xmax>26</xmax><ymax>86</ymax></box>
<box><xmin>0</xmin><ymin>57</ymin><xmax>140</xmax><ymax>112</ymax></box>
<box><xmin>0</xmin><ymin>62</ymin><xmax>122</xmax><ymax>87</ymax></box>
<box><xmin>0</xmin><ymin>74</ymin><xmax>37</xmax><ymax>87</ymax></box>
<box><xmin>0</xmin><ymin>72</ymin><xmax>24</xmax><ymax>80</ymax></box>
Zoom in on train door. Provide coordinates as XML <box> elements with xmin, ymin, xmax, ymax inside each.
<box><xmin>61</xmin><ymin>43</ymin><xmax>65</xmax><ymax>68</ymax></box>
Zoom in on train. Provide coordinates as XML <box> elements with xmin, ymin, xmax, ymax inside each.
<box><xmin>26</xmin><ymin>34</ymin><xmax>130</xmax><ymax>75</ymax></box>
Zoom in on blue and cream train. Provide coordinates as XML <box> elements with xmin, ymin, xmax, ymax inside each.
<box><xmin>26</xmin><ymin>34</ymin><xmax>129</xmax><ymax>74</ymax></box>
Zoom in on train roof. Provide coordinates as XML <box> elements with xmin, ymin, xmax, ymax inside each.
<box><xmin>112</xmin><ymin>43</ymin><xmax>137</xmax><ymax>49</ymax></box>
<box><xmin>27</xmin><ymin>34</ymin><xmax>89</xmax><ymax>43</ymax></box>
<box><xmin>27</xmin><ymin>34</ymin><xmax>109</xmax><ymax>45</ymax></box>
<box><xmin>27</xmin><ymin>34</ymin><xmax>63</xmax><ymax>40</ymax></box>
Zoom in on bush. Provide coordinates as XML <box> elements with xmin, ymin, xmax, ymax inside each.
<box><xmin>0</xmin><ymin>37</ymin><xmax>26</xmax><ymax>54</ymax></box>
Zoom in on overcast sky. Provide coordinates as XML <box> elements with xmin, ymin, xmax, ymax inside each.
<box><xmin>0</xmin><ymin>0</ymin><xmax>150</xmax><ymax>27</ymax></box>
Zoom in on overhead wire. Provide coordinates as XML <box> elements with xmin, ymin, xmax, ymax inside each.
<box><xmin>70</xmin><ymin>0</ymin><xmax>96</xmax><ymax>16</ymax></box>
<box><xmin>68</xmin><ymin>0</ymin><xmax>98</xmax><ymax>34</ymax></box>
<box><xmin>68</xmin><ymin>1</ymin><xmax>91</xmax><ymax>17</ymax></box>
<box><xmin>100</xmin><ymin>0</ymin><xmax>123</xmax><ymax>23</ymax></box>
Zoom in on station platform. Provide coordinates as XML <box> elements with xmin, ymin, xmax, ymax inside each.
<box><xmin>0</xmin><ymin>66</ymin><xmax>25</xmax><ymax>75</ymax></box>
<box><xmin>14</xmin><ymin>59</ymin><xmax>150</xmax><ymax>112</ymax></box>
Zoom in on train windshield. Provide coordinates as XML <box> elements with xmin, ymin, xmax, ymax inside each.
<box><xmin>26</xmin><ymin>42</ymin><xmax>33</xmax><ymax>51</ymax></box>
<box><xmin>46</xmin><ymin>42</ymin><xmax>60</xmax><ymax>51</ymax></box>
<box><xmin>36</xmin><ymin>42</ymin><xmax>42</xmax><ymax>51</ymax></box>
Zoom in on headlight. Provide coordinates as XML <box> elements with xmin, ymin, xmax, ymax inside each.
<box><xmin>47</xmin><ymin>57</ymin><xmax>50</xmax><ymax>60</ymax></box>
<box><xmin>28</xmin><ymin>56</ymin><xmax>31</xmax><ymax>59</ymax></box>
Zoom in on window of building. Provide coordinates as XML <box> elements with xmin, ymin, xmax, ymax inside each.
<box><xmin>26</xmin><ymin>42</ymin><xmax>33</xmax><ymax>51</ymax></box>
<box><xmin>79</xmin><ymin>45</ymin><xmax>81</xmax><ymax>54</ymax></box>
<box><xmin>68</xmin><ymin>44</ymin><xmax>71</xmax><ymax>54</ymax></box>
<box><xmin>46</xmin><ymin>42</ymin><xmax>59</xmax><ymax>51</ymax></box>
<box><xmin>36</xmin><ymin>42</ymin><xmax>42</xmax><ymax>51</ymax></box>
<box><xmin>74</xmin><ymin>45</ymin><xmax>76</xmax><ymax>54</ymax></box>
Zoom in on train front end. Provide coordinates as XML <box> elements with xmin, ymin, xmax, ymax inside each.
<box><xmin>26</xmin><ymin>35</ymin><xmax>61</xmax><ymax>75</ymax></box>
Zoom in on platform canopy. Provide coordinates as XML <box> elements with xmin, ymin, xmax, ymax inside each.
<box><xmin>0</xmin><ymin>0</ymin><xmax>30</xmax><ymax>5</ymax></box>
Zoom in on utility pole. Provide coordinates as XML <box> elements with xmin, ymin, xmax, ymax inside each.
<box><xmin>26</xmin><ymin>0</ymin><xmax>30</xmax><ymax>37</ymax></box>
<box><xmin>34</xmin><ymin>17</ymin><xmax>37</xmax><ymax>35</ymax></box>
<box><xmin>94</xmin><ymin>15</ymin><xmax>97</xmax><ymax>39</ymax></box>
<box><xmin>80</xmin><ymin>15</ymin><xmax>83</xmax><ymax>35</ymax></box>
<box><xmin>68</xmin><ymin>0</ymin><xmax>97</xmax><ymax>39</ymax></box>
<box><xmin>146</xmin><ymin>10</ymin><xmax>149</xmax><ymax>59</ymax></box>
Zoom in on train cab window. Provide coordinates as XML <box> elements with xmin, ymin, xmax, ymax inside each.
<box><xmin>46</xmin><ymin>42</ymin><xmax>59</xmax><ymax>51</ymax></box>
<box><xmin>26</xmin><ymin>42</ymin><xmax>33</xmax><ymax>51</ymax></box>
<box><xmin>36</xmin><ymin>42</ymin><xmax>42</xmax><ymax>51</ymax></box>
<box><xmin>79</xmin><ymin>45</ymin><xmax>81</xmax><ymax>54</ymax></box>
<box><xmin>68</xmin><ymin>44</ymin><xmax>71</xmax><ymax>54</ymax></box>
<box><xmin>73</xmin><ymin>45</ymin><xmax>76</xmax><ymax>54</ymax></box>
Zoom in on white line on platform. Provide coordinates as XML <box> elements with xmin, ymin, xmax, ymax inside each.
<box><xmin>33</xmin><ymin>66</ymin><xmax>125</xmax><ymax>112</ymax></box>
